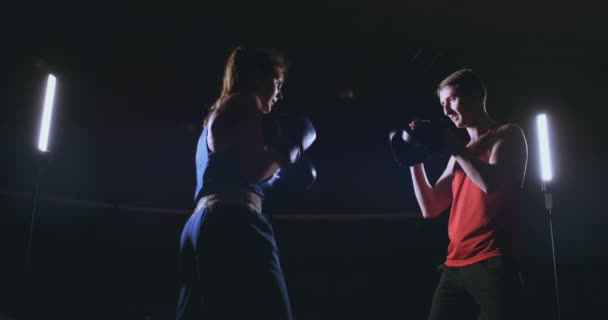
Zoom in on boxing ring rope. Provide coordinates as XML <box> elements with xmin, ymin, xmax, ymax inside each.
<box><xmin>0</xmin><ymin>190</ymin><xmax>420</xmax><ymax>220</ymax></box>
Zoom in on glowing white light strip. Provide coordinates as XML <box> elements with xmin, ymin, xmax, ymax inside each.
<box><xmin>536</xmin><ymin>113</ymin><xmax>553</xmax><ymax>182</ymax></box>
<box><xmin>37</xmin><ymin>74</ymin><xmax>57</xmax><ymax>152</ymax></box>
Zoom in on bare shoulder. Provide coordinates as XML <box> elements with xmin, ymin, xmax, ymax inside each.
<box><xmin>214</xmin><ymin>93</ymin><xmax>263</xmax><ymax>127</ymax></box>
<box><xmin>492</xmin><ymin>123</ymin><xmax>528</xmax><ymax>162</ymax></box>
<box><xmin>496</xmin><ymin>123</ymin><xmax>526</xmax><ymax>143</ymax></box>
<box><xmin>223</xmin><ymin>93</ymin><xmax>261</xmax><ymax>116</ymax></box>
<box><xmin>209</xmin><ymin>93</ymin><xmax>263</xmax><ymax>148</ymax></box>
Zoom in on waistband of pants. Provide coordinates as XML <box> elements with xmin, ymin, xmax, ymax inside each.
<box><xmin>195</xmin><ymin>189</ymin><xmax>262</xmax><ymax>214</ymax></box>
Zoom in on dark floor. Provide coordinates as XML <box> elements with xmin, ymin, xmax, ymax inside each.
<box><xmin>0</xmin><ymin>194</ymin><xmax>604</xmax><ymax>320</ymax></box>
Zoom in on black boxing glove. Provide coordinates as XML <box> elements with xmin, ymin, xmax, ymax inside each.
<box><xmin>388</xmin><ymin>128</ymin><xmax>429</xmax><ymax>167</ymax></box>
<box><xmin>262</xmin><ymin>112</ymin><xmax>317</xmax><ymax>165</ymax></box>
<box><xmin>388</xmin><ymin>119</ymin><xmax>451</xmax><ymax>166</ymax></box>
<box><xmin>261</xmin><ymin>155</ymin><xmax>318</xmax><ymax>192</ymax></box>
<box><xmin>405</xmin><ymin>120</ymin><xmax>447</xmax><ymax>154</ymax></box>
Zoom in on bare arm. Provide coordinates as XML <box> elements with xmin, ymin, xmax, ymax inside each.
<box><xmin>451</xmin><ymin>124</ymin><xmax>528</xmax><ymax>194</ymax></box>
<box><xmin>410</xmin><ymin>157</ymin><xmax>455</xmax><ymax>219</ymax></box>
<box><xmin>212</xmin><ymin>94</ymin><xmax>283</xmax><ymax>183</ymax></box>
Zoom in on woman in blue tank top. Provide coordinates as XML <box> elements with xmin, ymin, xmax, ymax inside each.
<box><xmin>176</xmin><ymin>47</ymin><xmax>294</xmax><ymax>320</ymax></box>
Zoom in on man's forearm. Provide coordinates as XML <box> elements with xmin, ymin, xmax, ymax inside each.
<box><xmin>410</xmin><ymin>164</ymin><xmax>440</xmax><ymax>218</ymax></box>
<box><xmin>453</xmin><ymin>148</ymin><xmax>497</xmax><ymax>194</ymax></box>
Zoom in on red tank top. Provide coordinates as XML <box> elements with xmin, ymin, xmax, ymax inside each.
<box><xmin>445</xmin><ymin>128</ymin><xmax>521</xmax><ymax>267</ymax></box>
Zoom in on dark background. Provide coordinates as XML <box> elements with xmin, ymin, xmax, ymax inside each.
<box><xmin>1</xmin><ymin>1</ymin><xmax>607</xmax><ymax>319</ymax></box>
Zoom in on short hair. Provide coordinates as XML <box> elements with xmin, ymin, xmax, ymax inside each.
<box><xmin>437</xmin><ymin>69</ymin><xmax>487</xmax><ymax>105</ymax></box>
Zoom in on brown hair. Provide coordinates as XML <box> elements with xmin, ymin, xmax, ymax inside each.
<box><xmin>204</xmin><ymin>47</ymin><xmax>286</xmax><ymax>125</ymax></box>
<box><xmin>437</xmin><ymin>69</ymin><xmax>487</xmax><ymax>105</ymax></box>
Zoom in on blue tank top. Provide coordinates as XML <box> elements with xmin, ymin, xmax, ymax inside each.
<box><xmin>194</xmin><ymin>125</ymin><xmax>265</xmax><ymax>203</ymax></box>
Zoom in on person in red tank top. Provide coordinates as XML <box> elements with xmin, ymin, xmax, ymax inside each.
<box><xmin>408</xmin><ymin>69</ymin><xmax>528</xmax><ymax>320</ymax></box>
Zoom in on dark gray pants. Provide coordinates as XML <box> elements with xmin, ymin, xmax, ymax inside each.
<box><xmin>429</xmin><ymin>256</ymin><xmax>523</xmax><ymax>320</ymax></box>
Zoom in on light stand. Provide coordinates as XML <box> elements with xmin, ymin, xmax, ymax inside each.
<box><xmin>23</xmin><ymin>74</ymin><xmax>57</xmax><ymax>319</ymax></box>
<box><xmin>536</xmin><ymin>113</ymin><xmax>561</xmax><ymax>320</ymax></box>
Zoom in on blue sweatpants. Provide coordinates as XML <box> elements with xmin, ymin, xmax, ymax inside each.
<box><xmin>176</xmin><ymin>204</ymin><xmax>292</xmax><ymax>319</ymax></box>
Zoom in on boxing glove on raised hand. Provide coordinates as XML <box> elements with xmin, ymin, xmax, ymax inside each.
<box><xmin>262</xmin><ymin>112</ymin><xmax>317</xmax><ymax>165</ymax></box>
<box><xmin>388</xmin><ymin>128</ymin><xmax>429</xmax><ymax>167</ymax></box>
<box><xmin>261</xmin><ymin>155</ymin><xmax>318</xmax><ymax>192</ymax></box>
